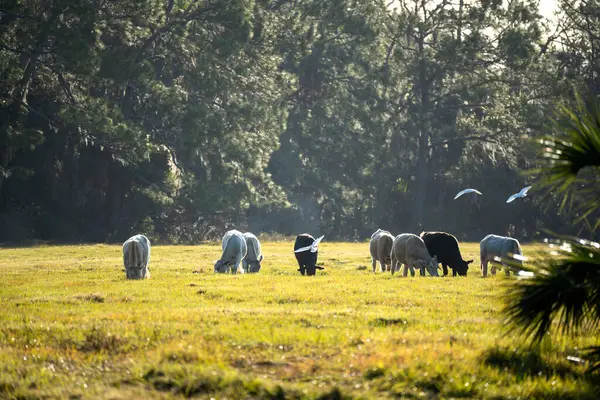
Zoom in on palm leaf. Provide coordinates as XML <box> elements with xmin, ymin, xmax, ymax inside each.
<box><xmin>503</xmin><ymin>238</ymin><xmax>600</xmax><ymax>344</ymax></box>
<box><xmin>533</xmin><ymin>93</ymin><xmax>600</xmax><ymax>229</ymax></box>
<box><xmin>583</xmin><ymin>346</ymin><xmax>600</xmax><ymax>374</ymax></box>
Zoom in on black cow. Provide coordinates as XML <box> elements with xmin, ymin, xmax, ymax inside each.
<box><xmin>294</xmin><ymin>233</ymin><xmax>323</xmax><ymax>276</ymax></box>
<box><xmin>420</xmin><ymin>231</ymin><xmax>473</xmax><ymax>276</ymax></box>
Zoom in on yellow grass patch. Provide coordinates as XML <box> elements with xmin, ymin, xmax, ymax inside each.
<box><xmin>0</xmin><ymin>242</ymin><xmax>597</xmax><ymax>399</ymax></box>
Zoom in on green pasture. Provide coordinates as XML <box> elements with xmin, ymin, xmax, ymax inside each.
<box><xmin>0</xmin><ymin>242</ymin><xmax>598</xmax><ymax>399</ymax></box>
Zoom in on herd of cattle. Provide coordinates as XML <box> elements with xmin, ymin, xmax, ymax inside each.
<box><xmin>369</xmin><ymin>230</ymin><xmax>524</xmax><ymax>277</ymax></box>
<box><xmin>122</xmin><ymin>229</ymin><xmax>525</xmax><ymax>279</ymax></box>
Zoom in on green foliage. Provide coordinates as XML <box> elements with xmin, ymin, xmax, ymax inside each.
<box><xmin>504</xmin><ymin>93</ymin><xmax>600</xmax><ymax>373</ymax></box>
<box><xmin>0</xmin><ymin>0</ymin><xmax>598</xmax><ymax>242</ymax></box>
<box><xmin>537</xmin><ymin>94</ymin><xmax>600</xmax><ymax>228</ymax></box>
<box><xmin>504</xmin><ymin>237</ymin><xmax>600</xmax><ymax>342</ymax></box>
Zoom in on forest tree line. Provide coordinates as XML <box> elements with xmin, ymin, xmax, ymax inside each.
<box><xmin>1</xmin><ymin>0</ymin><xmax>598</xmax><ymax>243</ymax></box>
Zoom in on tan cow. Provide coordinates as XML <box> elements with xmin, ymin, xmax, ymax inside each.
<box><xmin>391</xmin><ymin>233</ymin><xmax>439</xmax><ymax>277</ymax></box>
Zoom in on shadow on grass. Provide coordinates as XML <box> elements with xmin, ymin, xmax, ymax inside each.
<box><xmin>482</xmin><ymin>346</ymin><xmax>600</xmax><ymax>399</ymax></box>
<box><xmin>141</xmin><ymin>367</ymin><xmax>352</xmax><ymax>399</ymax></box>
<box><xmin>482</xmin><ymin>347</ymin><xmax>579</xmax><ymax>380</ymax></box>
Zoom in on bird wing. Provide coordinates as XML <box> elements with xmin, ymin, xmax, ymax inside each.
<box><xmin>506</xmin><ymin>193</ymin><xmax>518</xmax><ymax>203</ymax></box>
<box><xmin>310</xmin><ymin>235</ymin><xmax>325</xmax><ymax>252</ymax></box>
<box><xmin>520</xmin><ymin>186</ymin><xmax>532</xmax><ymax>195</ymax></box>
<box><xmin>454</xmin><ymin>189</ymin><xmax>469</xmax><ymax>199</ymax></box>
<box><xmin>454</xmin><ymin>189</ymin><xmax>482</xmax><ymax>199</ymax></box>
<box><xmin>294</xmin><ymin>245</ymin><xmax>312</xmax><ymax>253</ymax></box>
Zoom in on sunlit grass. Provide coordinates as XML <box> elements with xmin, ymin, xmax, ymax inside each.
<box><xmin>0</xmin><ymin>241</ymin><xmax>597</xmax><ymax>399</ymax></box>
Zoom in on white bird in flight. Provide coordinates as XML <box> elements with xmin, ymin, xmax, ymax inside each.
<box><xmin>454</xmin><ymin>188</ymin><xmax>482</xmax><ymax>200</ymax></box>
<box><xmin>506</xmin><ymin>186</ymin><xmax>532</xmax><ymax>203</ymax></box>
<box><xmin>294</xmin><ymin>235</ymin><xmax>325</xmax><ymax>253</ymax></box>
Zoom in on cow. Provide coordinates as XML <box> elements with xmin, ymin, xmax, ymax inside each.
<box><xmin>480</xmin><ymin>234</ymin><xmax>524</xmax><ymax>277</ymax></box>
<box><xmin>214</xmin><ymin>229</ymin><xmax>248</xmax><ymax>274</ymax></box>
<box><xmin>391</xmin><ymin>233</ymin><xmax>439</xmax><ymax>277</ymax></box>
<box><xmin>242</xmin><ymin>232</ymin><xmax>263</xmax><ymax>273</ymax></box>
<box><xmin>294</xmin><ymin>233</ymin><xmax>324</xmax><ymax>276</ymax></box>
<box><xmin>122</xmin><ymin>234</ymin><xmax>151</xmax><ymax>279</ymax></box>
<box><xmin>369</xmin><ymin>229</ymin><xmax>394</xmax><ymax>272</ymax></box>
<box><xmin>420</xmin><ymin>231</ymin><xmax>473</xmax><ymax>276</ymax></box>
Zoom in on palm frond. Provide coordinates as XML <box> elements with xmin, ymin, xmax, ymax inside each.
<box><xmin>533</xmin><ymin>93</ymin><xmax>600</xmax><ymax>229</ymax></box>
<box><xmin>503</xmin><ymin>238</ymin><xmax>600</xmax><ymax>344</ymax></box>
<box><xmin>583</xmin><ymin>346</ymin><xmax>600</xmax><ymax>374</ymax></box>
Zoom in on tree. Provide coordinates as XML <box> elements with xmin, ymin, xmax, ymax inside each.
<box><xmin>0</xmin><ymin>0</ymin><xmax>291</xmax><ymax>242</ymax></box>
<box><xmin>504</xmin><ymin>93</ymin><xmax>600</xmax><ymax>373</ymax></box>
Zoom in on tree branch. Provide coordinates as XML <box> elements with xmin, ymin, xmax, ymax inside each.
<box><xmin>430</xmin><ymin>134</ymin><xmax>500</xmax><ymax>148</ymax></box>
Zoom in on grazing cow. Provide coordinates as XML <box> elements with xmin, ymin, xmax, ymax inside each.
<box><xmin>420</xmin><ymin>231</ymin><xmax>473</xmax><ymax>276</ymax></box>
<box><xmin>122</xmin><ymin>234</ymin><xmax>151</xmax><ymax>279</ymax></box>
<box><xmin>294</xmin><ymin>233</ymin><xmax>323</xmax><ymax>276</ymax></box>
<box><xmin>242</xmin><ymin>232</ymin><xmax>263</xmax><ymax>273</ymax></box>
<box><xmin>391</xmin><ymin>233</ymin><xmax>439</xmax><ymax>277</ymax></box>
<box><xmin>369</xmin><ymin>229</ymin><xmax>394</xmax><ymax>272</ymax></box>
<box><xmin>214</xmin><ymin>230</ymin><xmax>248</xmax><ymax>274</ymax></box>
<box><xmin>480</xmin><ymin>234</ymin><xmax>524</xmax><ymax>277</ymax></box>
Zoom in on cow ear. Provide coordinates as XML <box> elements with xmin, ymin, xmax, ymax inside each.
<box><xmin>466</xmin><ymin>259</ymin><xmax>474</xmax><ymax>264</ymax></box>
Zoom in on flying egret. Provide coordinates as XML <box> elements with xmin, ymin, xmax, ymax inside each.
<box><xmin>294</xmin><ymin>235</ymin><xmax>324</xmax><ymax>253</ymax></box>
<box><xmin>454</xmin><ymin>188</ymin><xmax>482</xmax><ymax>200</ymax></box>
<box><xmin>506</xmin><ymin>186</ymin><xmax>532</xmax><ymax>203</ymax></box>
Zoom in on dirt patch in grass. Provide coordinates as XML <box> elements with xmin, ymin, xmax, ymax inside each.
<box><xmin>74</xmin><ymin>293</ymin><xmax>105</xmax><ymax>303</ymax></box>
<box><xmin>369</xmin><ymin>317</ymin><xmax>408</xmax><ymax>327</ymax></box>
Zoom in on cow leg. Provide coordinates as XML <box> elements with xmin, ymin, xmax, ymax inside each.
<box><xmin>242</xmin><ymin>259</ymin><xmax>248</xmax><ymax>273</ymax></box>
<box><xmin>491</xmin><ymin>264</ymin><xmax>497</xmax><ymax>276</ymax></box>
<box><xmin>402</xmin><ymin>263</ymin><xmax>408</xmax><ymax>277</ymax></box>
<box><xmin>296</xmin><ymin>258</ymin><xmax>306</xmax><ymax>275</ymax></box>
<box><xmin>379</xmin><ymin>261</ymin><xmax>386</xmax><ymax>273</ymax></box>
<box><xmin>481</xmin><ymin>260</ymin><xmax>488</xmax><ymax>277</ymax></box>
<box><xmin>233</xmin><ymin>259</ymin><xmax>244</xmax><ymax>274</ymax></box>
<box><xmin>504</xmin><ymin>263</ymin><xmax>510</xmax><ymax>276</ymax></box>
<box><xmin>307</xmin><ymin>263</ymin><xmax>316</xmax><ymax>276</ymax></box>
<box><xmin>451</xmin><ymin>267</ymin><xmax>457</xmax><ymax>277</ymax></box>
<box><xmin>442</xmin><ymin>264</ymin><xmax>449</xmax><ymax>276</ymax></box>
<box><xmin>372</xmin><ymin>258</ymin><xmax>377</xmax><ymax>273</ymax></box>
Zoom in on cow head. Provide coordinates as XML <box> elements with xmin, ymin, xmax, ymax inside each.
<box><xmin>455</xmin><ymin>259</ymin><xmax>473</xmax><ymax>276</ymax></box>
<box><xmin>246</xmin><ymin>255</ymin><xmax>263</xmax><ymax>273</ymax></box>
<box><xmin>214</xmin><ymin>259</ymin><xmax>230</xmax><ymax>273</ymax></box>
<box><xmin>126</xmin><ymin>266</ymin><xmax>147</xmax><ymax>280</ymax></box>
<box><xmin>416</xmin><ymin>256</ymin><xmax>439</xmax><ymax>276</ymax></box>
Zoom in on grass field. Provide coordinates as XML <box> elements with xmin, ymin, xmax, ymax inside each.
<box><xmin>0</xmin><ymin>241</ymin><xmax>598</xmax><ymax>399</ymax></box>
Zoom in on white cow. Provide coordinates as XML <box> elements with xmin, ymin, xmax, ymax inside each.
<box><xmin>369</xmin><ymin>229</ymin><xmax>394</xmax><ymax>272</ymax></box>
<box><xmin>242</xmin><ymin>232</ymin><xmax>263</xmax><ymax>273</ymax></box>
<box><xmin>480</xmin><ymin>234</ymin><xmax>524</xmax><ymax>277</ymax></box>
<box><xmin>214</xmin><ymin>230</ymin><xmax>247</xmax><ymax>274</ymax></box>
<box><xmin>391</xmin><ymin>233</ymin><xmax>439</xmax><ymax>277</ymax></box>
<box><xmin>122</xmin><ymin>234</ymin><xmax>151</xmax><ymax>279</ymax></box>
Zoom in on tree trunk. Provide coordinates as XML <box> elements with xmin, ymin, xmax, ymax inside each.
<box><xmin>412</xmin><ymin>33</ymin><xmax>431</xmax><ymax>232</ymax></box>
